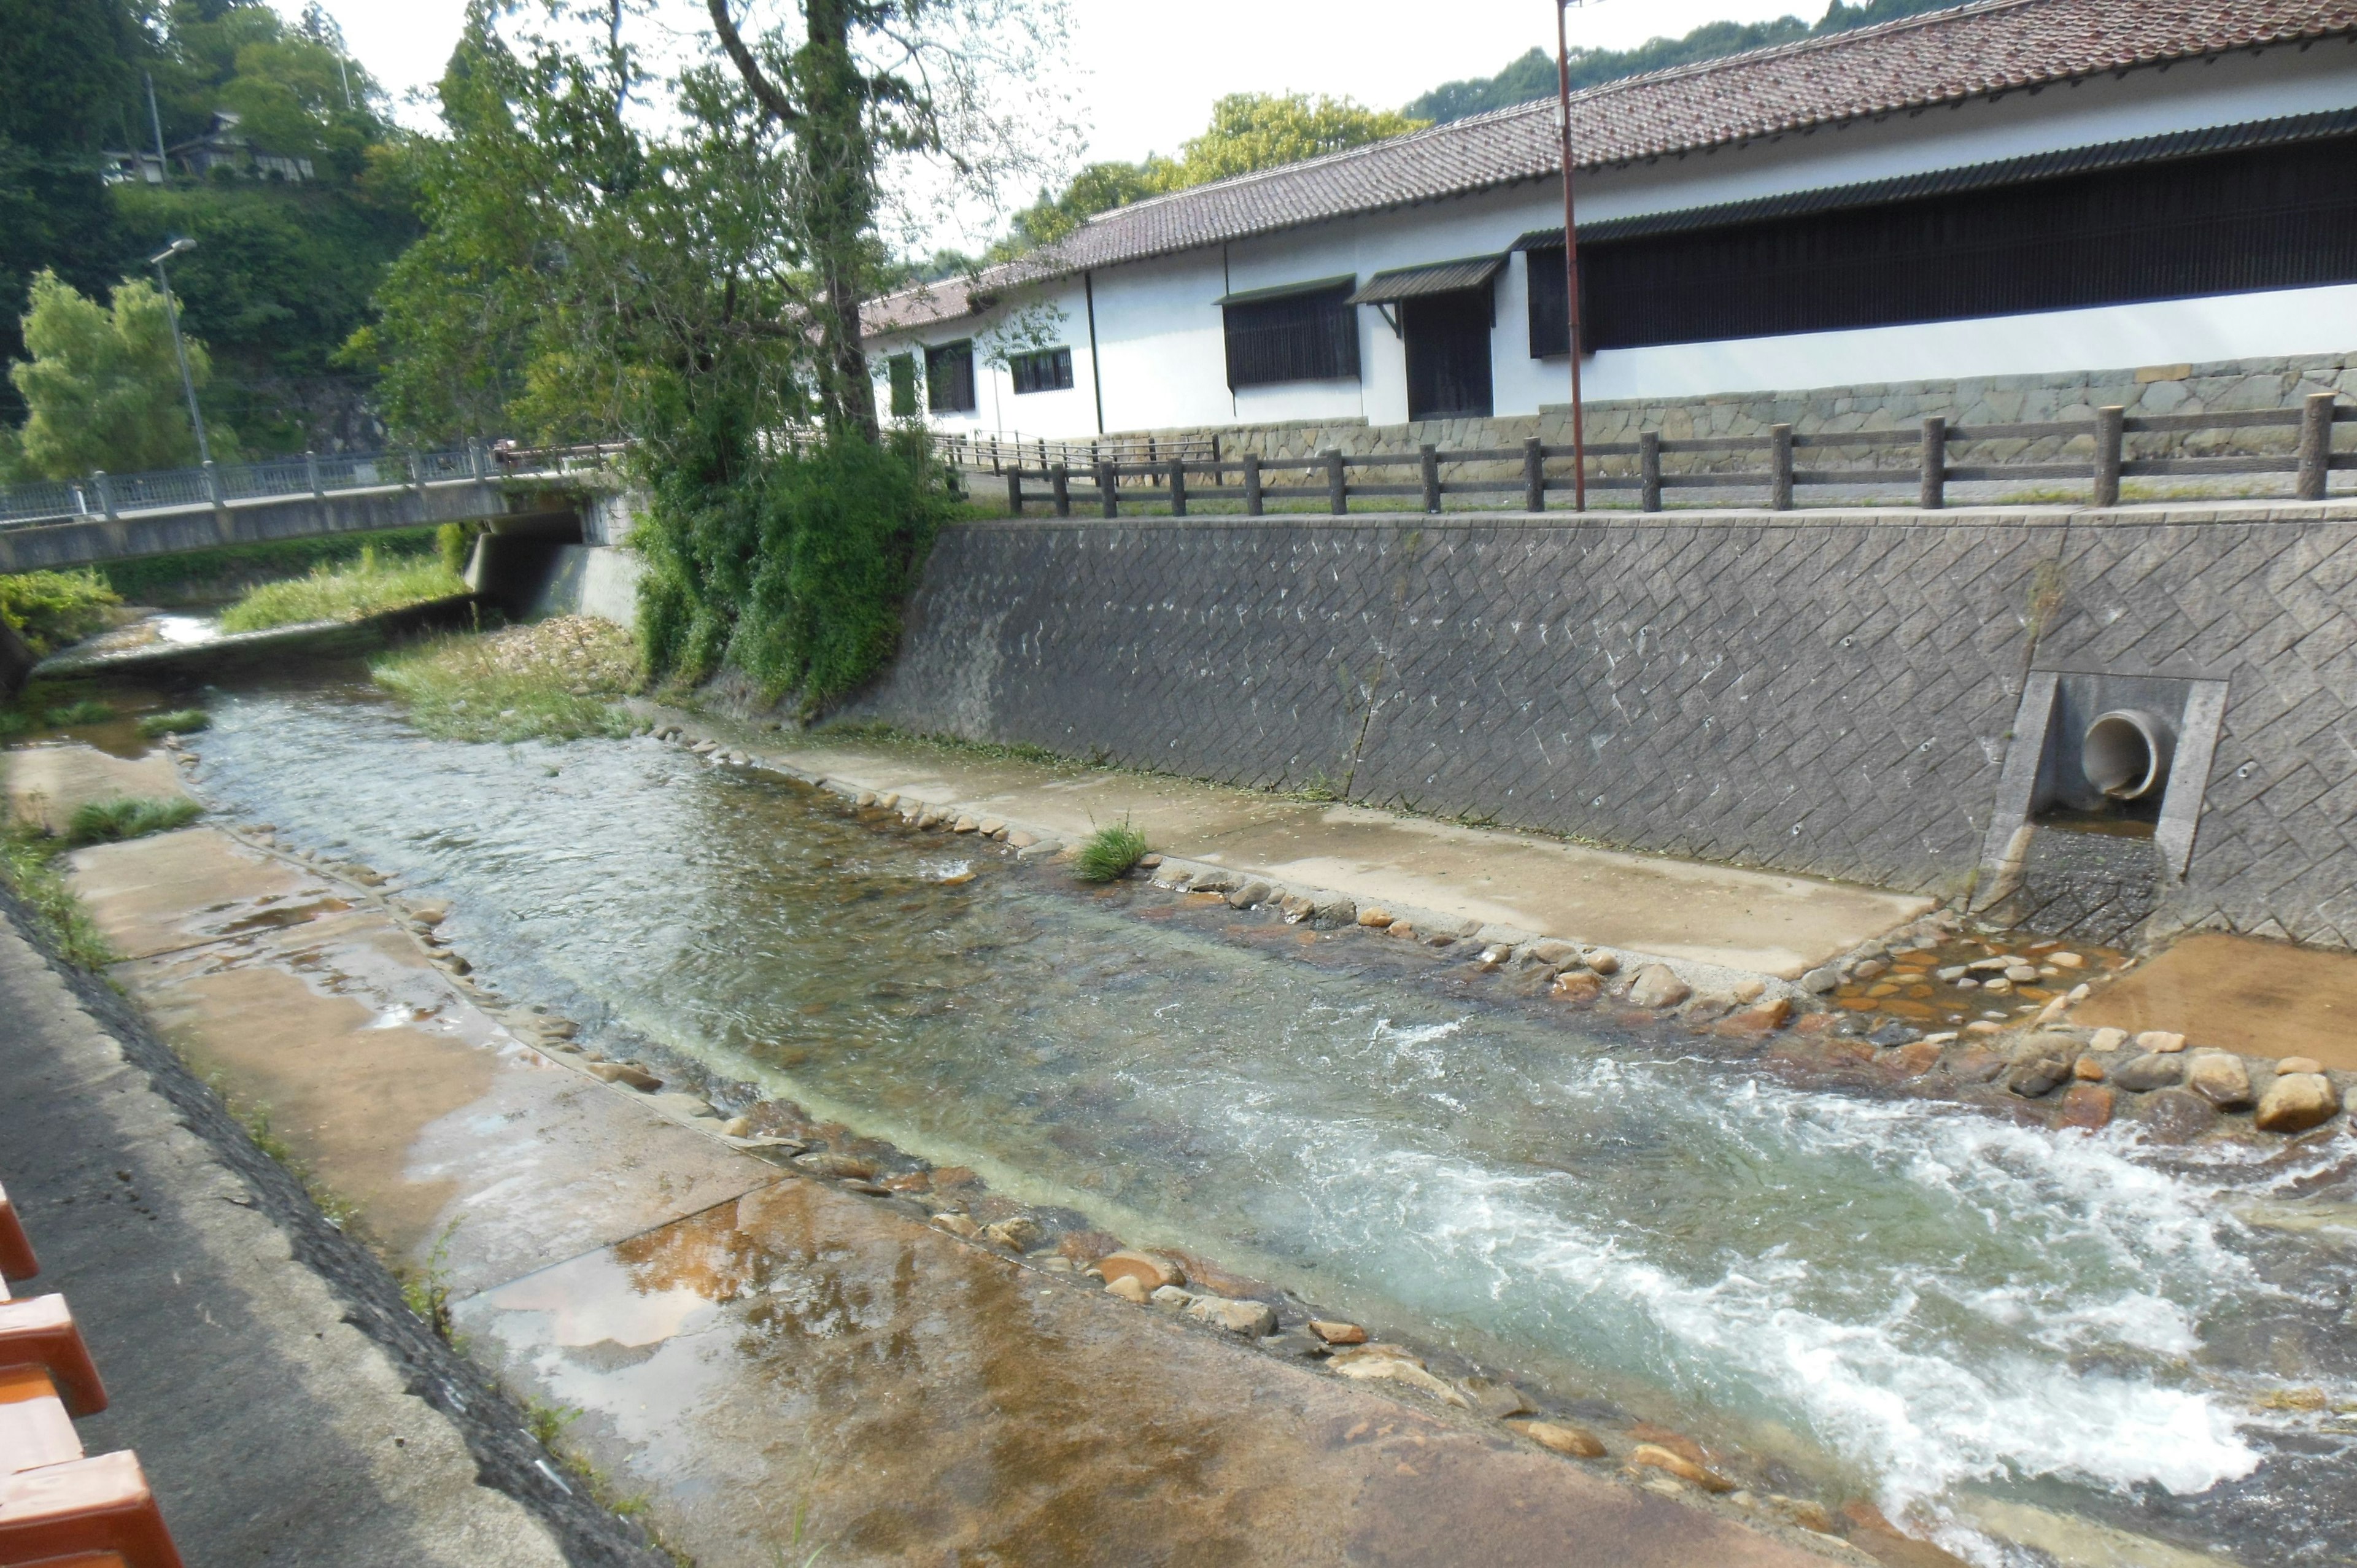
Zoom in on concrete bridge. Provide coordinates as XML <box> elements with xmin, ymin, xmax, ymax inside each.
<box><xmin>0</xmin><ymin>446</ymin><xmax>627</xmax><ymax>694</ymax></box>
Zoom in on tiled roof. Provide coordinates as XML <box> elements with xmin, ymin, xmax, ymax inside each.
<box><xmin>869</xmin><ymin>0</ymin><xmax>2357</xmax><ymax>332</ymax></box>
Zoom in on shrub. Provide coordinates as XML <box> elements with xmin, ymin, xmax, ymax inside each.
<box><xmin>0</xmin><ymin>571</ymin><xmax>122</xmax><ymax>655</ymax></box>
<box><xmin>136</xmin><ymin>709</ymin><xmax>210</xmax><ymax>737</ymax></box>
<box><xmin>373</xmin><ymin>616</ymin><xmax>643</xmax><ymax>744</ymax></box>
<box><xmin>0</xmin><ymin>822</ymin><xmax>114</xmax><ymax>967</ymax></box>
<box><xmin>1074</xmin><ymin>822</ymin><xmax>1148</xmax><ymax>884</ymax></box>
<box><xmin>65</xmin><ymin>795</ymin><xmax>201</xmax><ymax>847</ymax></box>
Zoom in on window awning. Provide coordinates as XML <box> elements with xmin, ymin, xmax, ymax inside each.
<box><xmin>1345</xmin><ymin>255</ymin><xmax>1505</xmax><ymax>305</ymax></box>
<box><xmin>1215</xmin><ymin>274</ymin><xmax>1357</xmax><ymax>307</ymax></box>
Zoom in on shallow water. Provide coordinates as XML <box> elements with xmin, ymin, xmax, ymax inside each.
<box><xmin>177</xmin><ymin>673</ymin><xmax>2357</xmax><ymax>1566</ymax></box>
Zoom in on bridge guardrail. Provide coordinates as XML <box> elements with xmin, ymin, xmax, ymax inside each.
<box><xmin>0</xmin><ymin>444</ymin><xmax>514</xmax><ymax>532</ymax></box>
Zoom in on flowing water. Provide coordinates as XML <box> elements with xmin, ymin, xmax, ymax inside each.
<box><xmin>170</xmin><ymin>671</ymin><xmax>2357</xmax><ymax>1566</ymax></box>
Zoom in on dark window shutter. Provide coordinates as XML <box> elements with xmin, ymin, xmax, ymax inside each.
<box><xmin>1223</xmin><ymin>286</ymin><xmax>1361</xmax><ymax>388</ymax></box>
<box><xmin>888</xmin><ymin>353</ymin><xmax>919</xmax><ymax>417</ymax></box>
<box><xmin>925</xmin><ymin>341</ymin><xmax>977</xmax><ymax>412</ymax></box>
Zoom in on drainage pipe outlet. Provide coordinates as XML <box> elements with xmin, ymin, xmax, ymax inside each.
<box><xmin>2082</xmin><ymin>709</ymin><xmax>2176</xmax><ymax>801</ymax></box>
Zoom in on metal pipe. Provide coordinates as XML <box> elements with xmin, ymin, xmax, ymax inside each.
<box><xmin>1555</xmin><ymin>0</ymin><xmax>1589</xmax><ymax>512</ymax></box>
<box><xmin>147</xmin><ymin>239</ymin><xmax>209</xmax><ymax>466</ymax></box>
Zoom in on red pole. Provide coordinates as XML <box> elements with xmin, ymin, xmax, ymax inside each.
<box><xmin>1556</xmin><ymin>0</ymin><xmax>1587</xmax><ymax>512</ymax></box>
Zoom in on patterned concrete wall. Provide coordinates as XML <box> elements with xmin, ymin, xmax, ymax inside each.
<box><xmin>859</xmin><ymin>501</ymin><xmax>2357</xmax><ymax>949</ymax></box>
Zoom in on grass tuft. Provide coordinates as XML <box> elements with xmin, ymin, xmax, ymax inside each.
<box><xmin>65</xmin><ymin>796</ymin><xmax>201</xmax><ymax>848</ymax></box>
<box><xmin>373</xmin><ymin>617</ymin><xmax>644</xmax><ymax>744</ymax></box>
<box><xmin>1074</xmin><ymin>822</ymin><xmax>1147</xmax><ymax>884</ymax></box>
<box><xmin>0</xmin><ymin>821</ymin><xmax>115</xmax><ymax>968</ymax></box>
<box><xmin>136</xmin><ymin>708</ymin><xmax>211</xmax><ymax>738</ymax></box>
<box><xmin>219</xmin><ymin>544</ymin><xmax>466</xmax><ymax>634</ymax></box>
<box><xmin>47</xmin><ymin>700</ymin><xmax>115</xmax><ymax>726</ymax></box>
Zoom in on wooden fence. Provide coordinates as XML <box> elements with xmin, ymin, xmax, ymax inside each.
<box><xmin>974</xmin><ymin>393</ymin><xmax>2352</xmax><ymax>518</ymax></box>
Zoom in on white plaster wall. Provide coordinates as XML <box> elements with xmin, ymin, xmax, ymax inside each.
<box><xmin>869</xmin><ymin>39</ymin><xmax>2357</xmax><ymax>434</ymax></box>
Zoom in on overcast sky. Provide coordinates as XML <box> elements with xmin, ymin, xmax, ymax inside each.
<box><xmin>321</xmin><ymin>0</ymin><xmax>1829</xmax><ymax>164</ymax></box>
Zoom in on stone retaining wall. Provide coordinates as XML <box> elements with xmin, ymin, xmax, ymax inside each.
<box><xmin>856</xmin><ymin>501</ymin><xmax>2357</xmax><ymax>950</ymax></box>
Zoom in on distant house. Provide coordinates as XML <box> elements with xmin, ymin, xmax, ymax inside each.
<box><xmin>865</xmin><ymin>0</ymin><xmax>2357</xmax><ymax>439</ymax></box>
<box><xmin>178</xmin><ymin>110</ymin><xmax>316</xmax><ymax>182</ymax></box>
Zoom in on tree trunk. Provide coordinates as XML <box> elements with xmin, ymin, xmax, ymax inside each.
<box><xmin>800</xmin><ymin>0</ymin><xmax>879</xmax><ymax>442</ymax></box>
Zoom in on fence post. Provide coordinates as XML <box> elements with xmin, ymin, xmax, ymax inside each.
<box><xmin>1418</xmin><ymin>444</ymin><xmax>1440</xmax><ymax>514</ymax></box>
<box><xmin>93</xmin><ymin>471</ymin><xmax>117</xmax><ymax>521</ymax></box>
<box><xmin>1326</xmin><ymin>449</ymin><xmax>1347</xmax><ymax>515</ymax></box>
<box><xmin>468</xmin><ymin>440</ymin><xmax>487</xmax><ymax>482</ymax></box>
<box><xmin>1051</xmin><ymin>463</ymin><xmax>1071</xmax><ymax>517</ymax></box>
<box><xmin>1244</xmin><ymin>453</ymin><xmax>1263</xmax><ymax>517</ymax></box>
<box><xmin>1640</xmin><ymin>431</ymin><xmax>1662</xmax><ymax>513</ymax></box>
<box><xmin>1919</xmin><ymin>417</ymin><xmax>1946</xmax><ymax>511</ymax></box>
<box><xmin>2297</xmin><ymin>390</ymin><xmax>2336</xmax><ymax>501</ymax></box>
<box><xmin>1098</xmin><ymin>458</ymin><xmax>1118</xmax><ymax>519</ymax></box>
<box><xmin>1167</xmin><ymin>455</ymin><xmax>1188</xmax><ymax>516</ymax></box>
<box><xmin>202</xmin><ymin>458</ymin><xmax>223</xmax><ymax>510</ymax></box>
<box><xmin>1770</xmin><ymin>423</ymin><xmax>1795</xmax><ymax>511</ymax></box>
<box><xmin>2093</xmin><ymin>405</ymin><xmax>2124</xmax><ymax>508</ymax></box>
<box><xmin>1147</xmin><ymin>435</ymin><xmax>1159</xmax><ymax>483</ymax></box>
<box><xmin>305</xmin><ymin>450</ymin><xmax>323</xmax><ymax>498</ymax></box>
<box><xmin>1005</xmin><ymin>468</ymin><xmax>1024</xmax><ymax>517</ymax></box>
<box><xmin>1523</xmin><ymin>438</ymin><xmax>1544</xmax><ymax>514</ymax></box>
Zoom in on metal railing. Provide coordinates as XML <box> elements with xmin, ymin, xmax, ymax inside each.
<box><xmin>976</xmin><ymin>394</ymin><xmax>2356</xmax><ymax>518</ymax></box>
<box><xmin>0</xmin><ymin>442</ymin><xmax>536</xmax><ymax>531</ymax></box>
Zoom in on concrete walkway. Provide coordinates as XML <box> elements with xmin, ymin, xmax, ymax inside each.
<box><xmin>0</xmin><ymin>904</ymin><xmax>594</xmax><ymax>1567</ymax></box>
<box><xmin>668</xmin><ymin>718</ymin><xmax>1931</xmax><ymax>981</ymax></box>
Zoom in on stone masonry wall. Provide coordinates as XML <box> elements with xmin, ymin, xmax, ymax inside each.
<box><xmin>1107</xmin><ymin>352</ymin><xmax>2357</xmax><ymax>490</ymax></box>
<box><xmin>857</xmin><ymin>501</ymin><xmax>2357</xmax><ymax>950</ymax></box>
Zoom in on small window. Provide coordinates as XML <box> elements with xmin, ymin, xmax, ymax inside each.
<box><xmin>887</xmin><ymin>353</ymin><xmax>919</xmax><ymax>418</ymax></box>
<box><xmin>1008</xmin><ymin>346</ymin><xmax>1075</xmax><ymax>395</ymax></box>
<box><xmin>1223</xmin><ymin>284</ymin><xmax>1360</xmax><ymax>389</ymax></box>
<box><xmin>926</xmin><ymin>340</ymin><xmax>977</xmax><ymax>413</ymax></box>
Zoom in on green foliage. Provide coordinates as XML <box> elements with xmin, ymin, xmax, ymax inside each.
<box><xmin>47</xmin><ymin>699</ymin><xmax>116</xmax><ymax>725</ymax></box>
<box><xmin>216</xmin><ymin>543</ymin><xmax>463</xmax><ymax>633</ymax></box>
<box><xmin>64</xmin><ymin>795</ymin><xmax>201</xmax><ymax>846</ymax></box>
<box><xmin>0</xmin><ymin>568</ymin><xmax>121</xmax><ymax>655</ymax></box>
<box><xmin>1407</xmin><ymin>0</ymin><xmax>1973</xmax><ymax>124</ymax></box>
<box><xmin>637</xmin><ymin>428</ymin><xmax>950</xmax><ymax>707</ymax></box>
<box><xmin>93</xmin><ymin>525</ymin><xmax>441</xmax><ymax>605</ymax></box>
<box><xmin>436</xmin><ymin>521</ymin><xmax>484</xmax><ymax>579</ymax></box>
<box><xmin>1073</xmin><ymin>822</ymin><xmax>1147</xmax><ymax>884</ymax></box>
<box><xmin>137</xmin><ymin>708</ymin><xmax>209</xmax><ymax>736</ymax></box>
<box><xmin>9</xmin><ymin>269</ymin><xmax>238</xmax><ymax>477</ymax></box>
<box><xmin>0</xmin><ymin>819</ymin><xmax>117</xmax><ymax>968</ymax></box>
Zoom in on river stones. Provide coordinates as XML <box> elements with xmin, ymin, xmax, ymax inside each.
<box><xmin>1800</xmin><ymin>965</ymin><xmax>1841</xmax><ymax>994</ymax></box>
<box><xmin>1552</xmin><ymin>971</ymin><xmax>1603</xmax><ymax>1003</ymax></box>
<box><xmin>1717</xmin><ymin>997</ymin><xmax>1792</xmax><ymax>1036</ymax></box>
<box><xmin>1628</xmin><ymin>965</ymin><xmax>1692</xmax><ymax>1008</ymax></box>
<box><xmin>1526</xmin><ymin>939</ymin><xmax>1581</xmax><ymax>965</ymax></box>
<box><xmin>587</xmin><ymin>1062</ymin><xmax>661</xmax><ymax>1091</ymax></box>
<box><xmin>2125</xmin><ymin>1087</ymin><xmax>2217</xmax><ymax>1143</ymax></box>
<box><xmin>1185</xmin><ymin>1294</ymin><xmax>1277</xmax><ymax>1337</ymax></box>
<box><xmin>2113</xmin><ymin>1052</ymin><xmax>2187</xmax><ymax>1092</ymax></box>
<box><xmin>2256</xmin><ymin>1073</ymin><xmax>2342</xmax><ymax>1134</ymax></box>
<box><xmin>1628</xmin><ymin>1444</ymin><xmax>1734</xmax><ymax>1493</ymax></box>
<box><xmin>1461</xmin><ymin>1377</ymin><xmax>1534</xmax><ymax>1419</ymax></box>
<box><xmin>2186</xmin><ymin>1051</ymin><xmax>2254</xmax><ymax>1109</ymax></box>
<box><xmin>2007</xmin><ymin>1054</ymin><xmax>2071</xmax><ymax>1099</ymax></box>
<box><xmin>2054</xmin><ymin>1084</ymin><xmax>2114</xmax><ymax>1131</ymax></box>
<box><xmin>1307</xmin><ymin>1319</ymin><xmax>1366</xmax><ymax>1345</ymax></box>
<box><xmin>793</xmin><ymin>1151</ymin><xmax>878</xmax><ymax>1180</ymax></box>
<box><xmin>1509</xmin><ymin>1420</ymin><xmax>1606</xmax><ymax>1459</ymax></box>
<box><xmin>2277</xmin><ymin>1056</ymin><xmax>2325</xmax><ymax>1076</ymax></box>
<box><xmin>1226</xmin><ymin>881</ymin><xmax>1271</xmax><ymax>908</ymax></box>
<box><xmin>2089</xmin><ymin>1027</ymin><xmax>2127</xmax><ymax>1051</ymax></box>
<box><xmin>980</xmin><ymin>1216</ymin><xmax>1043</xmax><ymax>1251</ymax></box>
<box><xmin>1105</xmin><ymin>1274</ymin><xmax>1151</xmax><ymax>1303</ymax></box>
<box><xmin>1097</xmin><ymin>1249</ymin><xmax>1185</xmax><ymax>1291</ymax></box>
<box><xmin>2136</xmin><ymin>1030</ymin><xmax>2188</xmax><ymax>1054</ymax></box>
<box><xmin>1328</xmin><ymin>1345</ymin><xmax>1466</xmax><ymax>1404</ymax></box>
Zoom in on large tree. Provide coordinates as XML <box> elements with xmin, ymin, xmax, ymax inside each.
<box><xmin>9</xmin><ymin>268</ymin><xmax>236</xmax><ymax>477</ymax></box>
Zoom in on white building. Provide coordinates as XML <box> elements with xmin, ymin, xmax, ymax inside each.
<box><xmin>865</xmin><ymin>0</ymin><xmax>2357</xmax><ymax>441</ymax></box>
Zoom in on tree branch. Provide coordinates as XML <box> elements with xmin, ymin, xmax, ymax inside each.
<box><xmin>705</xmin><ymin>0</ymin><xmax>802</xmax><ymax>126</ymax></box>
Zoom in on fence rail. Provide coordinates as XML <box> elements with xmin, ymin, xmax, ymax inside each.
<box><xmin>977</xmin><ymin>394</ymin><xmax>2355</xmax><ymax>519</ymax></box>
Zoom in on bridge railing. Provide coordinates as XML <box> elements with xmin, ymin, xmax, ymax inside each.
<box><xmin>0</xmin><ymin>445</ymin><xmax>508</xmax><ymax>531</ymax></box>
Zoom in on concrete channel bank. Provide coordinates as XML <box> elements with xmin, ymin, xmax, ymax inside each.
<box><xmin>2</xmin><ymin>746</ymin><xmax>1856</xmax><ymax>1567</ymax></box>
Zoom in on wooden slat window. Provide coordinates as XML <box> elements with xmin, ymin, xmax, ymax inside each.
<box><xmin>1009</xmin><ymin>346</ymin><xmax>1074</xmax><ymax>395</ymax></box>
<box><xmin>926</xmin><ymin>341</ymin><xmax>977</xmax><ymax>413</ymax></box>
<box><xmin>1224</xmin><ymin>284</ymin><xmax>1360</xmax><ymax>388</ymax></box>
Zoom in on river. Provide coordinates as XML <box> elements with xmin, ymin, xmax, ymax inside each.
<box><xmin>133</xmin><ymin>666</ymin><xmax>2357</xmax><ymax>1564</ymax></box>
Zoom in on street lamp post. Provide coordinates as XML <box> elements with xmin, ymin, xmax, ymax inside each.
<box><xmin>1556</xmin><ymin>0</ymin><xmax>1590</xmax><ymax>512</ymax></box>
<box><xmin>147</xmin><ymin>238</ymin><xmax>211</xmax><ymax>466</ymax></box>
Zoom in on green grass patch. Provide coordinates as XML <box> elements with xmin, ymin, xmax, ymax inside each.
<box><xmin>373</xmin><ymin>616</ymin><xmax>644</xmax><ymax>744</ymax></box>
<box><xmin>219</xmin><ymin>544</ymin><xmax>467</xmax><ymax>634</ymax></box>
<box><xmin>0</xmin><ymin>822</ymin><xmax>115</xmax><ymax>968</ymax></box>
<box><xmin>136</xmin><ymin>708</ymin><xmax>211</xmax><ymax>737</ymax></box>
<box><xmin>46</xmin><ymin>699</ymin><xmax>115</xmax><ymax>726</ymax></box>
<box><xmin>0</xmin><ymin>570</ymin><xmax>123</xmax><ymax>656</ymax></box>
<box><xmin>1074</xmin><ymin>822</ymin><xmax>1147</xmax><ymax>884</ymax></box>
<box><xmin>94</xmin><ymin>526</ymin><xmax>445</xmax><ymax>606</ymax></box>
<box><xmin>64</xmin><ymin>796</ymin><xmax>202</xmax><ymax>848</ymax></box>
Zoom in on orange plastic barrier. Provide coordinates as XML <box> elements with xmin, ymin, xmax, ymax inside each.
<box><xmin>0</xmin><ymin>1367</ymin><xmax>81</xmax><ymax>1477</ymax></box>
<box><xmin>0</xmin><ymin>1451</ymin><xmax>183</xmax><ymax>1568</ymax></box>
<box><xmin>0</xmin><ymin>1302</ymin><xmax>103</xmax><ymax>1421</ymax></box>
<box><xmin>0</xmin><ymin>1187</ymin><xmax>34</xmax><ymax>1286</ymax></box>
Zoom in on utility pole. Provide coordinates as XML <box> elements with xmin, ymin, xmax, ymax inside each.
<box><xmin>149</xmin><ymin>239</ymin><xmax>211</xmax><ymax>466</ymax></box>
<box><xmin>144</xmin><ymin>71</ymin><xmax>168</xmax><ymax>181</ymax></box>
<box><xmin>1555</xmin><ymin>0</ymin><xmax>1591</xmax><ymax>512</ymax></box>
